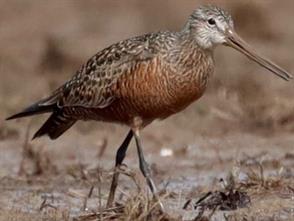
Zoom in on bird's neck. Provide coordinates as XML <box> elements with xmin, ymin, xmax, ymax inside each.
<box><xmin>160</xmin><ymin>31</ymin><xmax>214</xmax><ymax>95</ymax></box>
<box><xmin>168</xmin><ymin>31</ymin><xmax>214</xmax><ymax>67</ymax></box>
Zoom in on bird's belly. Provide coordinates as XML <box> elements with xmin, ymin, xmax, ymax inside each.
<box><xmin>116</xmin><ymin>84</ymin><xmax>206</xmax><ymax>123</ymax></box>
<box><xmin>71</xmin><ymin>86</ymin><xmax>204</xmax><ymax>127</ymax></box>
<box><xmin>154</xmin><ymin>87</ymin><xmax>205</xmax><ymax>119</ymax></box>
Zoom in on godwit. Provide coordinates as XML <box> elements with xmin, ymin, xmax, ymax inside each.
<box><xmin>7</xmin><ymin>5</ymin><xmax>292</xmax><ymax>209</ymax></box>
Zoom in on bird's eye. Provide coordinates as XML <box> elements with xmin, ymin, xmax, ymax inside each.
<box><xmin>208</xmin><ymin>18</ymin><xmax>216</xmax><ymax>26</ymax></box>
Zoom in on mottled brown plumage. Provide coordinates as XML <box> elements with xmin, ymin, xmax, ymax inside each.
<box><xmin>8</xmin><ymin>30</ymin><xmax>215</xmax><ymax>138</ymax></box>
<box><xmin>62</xmin><ymin>36</ymin><xmax>213</xmax><ymax>126</ymax></box>
<box><xmin>7</xmin><ymin>5</ymin><xmax>292</xmax><ymax>209</ymax></box>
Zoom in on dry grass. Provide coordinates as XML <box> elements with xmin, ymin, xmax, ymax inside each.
<box><xmin>0</xmin><ymin>209</ymin><xmax>71</xmax><ymax>221</ymax></box>
<box><xmin>18</xmin><ymin>123</ymin><xmax>57</xmax><ymax>176</ymax></box>
<box><xmin>75</xmin><ymin>162</ymin><xmax>294</xmax><ymax>220</ymax></box>
<box><xmin>0</xmin><ymin>123</ymin><xmax>19</xmax><ymax>141</ymax></box>
<box><xmin>0</xmin><ymin>152</ymin><xmax>293</xmax><ymax>220</ymax></box>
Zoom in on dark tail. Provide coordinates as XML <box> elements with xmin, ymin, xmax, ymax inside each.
<box><xmin>33</xmin><ymin>111</ymin><xmax>76</xmax><ymax>140</ymax></box>
<box><xmin>6</xmin><ymin>101</ymin><xmax>76</xmax><ymax>140</ymax></box>
<box><xmin>6</xmin><ymin>102</ymin><xmax>55</xmax><ymax>120</ymax></box>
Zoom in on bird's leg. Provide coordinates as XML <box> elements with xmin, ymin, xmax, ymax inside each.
<box><xmin>106</xmin><ymin>130</ymin><xmax>133</xmax><ymax>208</ymax></box>
<box><xmin>133</xmin><ymin>129</ymin><xmax>164</xmax><ymax>211</ymax></box>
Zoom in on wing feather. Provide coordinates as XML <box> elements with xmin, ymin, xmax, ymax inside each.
<box><xmin>51</xmin><ymin>33</ymin><xmax>160</xmax><ymax>109</ymax></box>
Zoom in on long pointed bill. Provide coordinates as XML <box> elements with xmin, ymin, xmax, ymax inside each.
<box><xmin>224</xmin><ymin>29</ymin><xmax>293</xmax><ymax>81</ymax></box>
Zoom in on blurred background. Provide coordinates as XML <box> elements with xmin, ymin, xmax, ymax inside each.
<box><xmin>0</xmin><ymin>1</ymin><xmax>294</xmax><ymax>219</ymax></box>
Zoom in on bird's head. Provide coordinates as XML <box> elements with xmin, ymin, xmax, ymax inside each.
<box><xmin>185</xmin><ymin>5</ymin><xmax>292</xmax><ymax>81</ymax></box>
<box><xmin>187</xmin><ymin>5</ymin><xmax>233</xmax><ymax>49</ymax></box>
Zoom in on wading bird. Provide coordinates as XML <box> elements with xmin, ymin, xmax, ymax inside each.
<box><xmin>7</xmin><ymin>5</ymin><xmax>292</xmax><ymax>209</ymax></box>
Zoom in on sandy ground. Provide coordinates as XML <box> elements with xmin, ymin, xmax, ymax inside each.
<box><xmin>1</xmin><ymin>1</ymin><xmax>294</xmax><ymax>220</ymax></box>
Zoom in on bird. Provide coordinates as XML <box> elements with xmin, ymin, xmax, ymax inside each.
<box><xmin>6</xmin><ymin>5</ymin><xmax>292</xmax><ymax>209</ymax></box>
